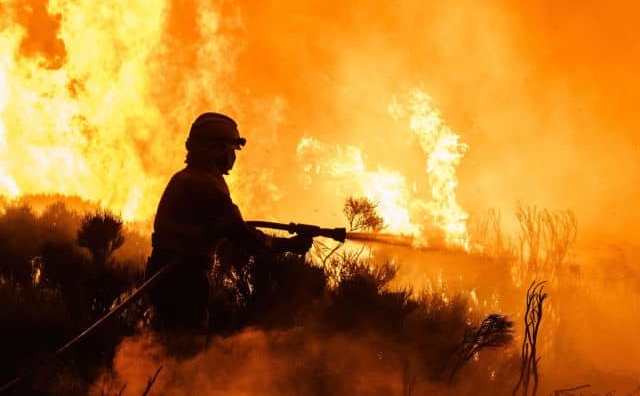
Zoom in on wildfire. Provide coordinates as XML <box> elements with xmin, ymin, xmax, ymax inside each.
<box><xmin>0</xmin><ymin>2</ymin><xmax>469</xmax><ymax>249</ymax></box>
<box><xmin>297</xmin><ymin>89</ymin><xmax>469</xmax><ymax>249</ymax></box>
<box><xmin>0</xmin><ymin>0</ymin><xmax>228</xmax><ymax>221</ymax></box>
<box><xmin>296</xmin><ymin>137</ymin><xmax>420</xmax><ymax>236</ymax></box>
<box><xmin>390</xmin><ymin>89</ymin><xmax>470</xmax><ymax>248</ymax></box>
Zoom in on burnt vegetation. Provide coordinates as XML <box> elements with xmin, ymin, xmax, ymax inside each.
<box><xmin>0</xmin><ymin>202</ymin><xmax>140</xmax><ymax>394</ymax></box>
<box><xmin>0</xmin><ymin>198</ymin><xmax>514</xmax><ymax>395</ymax></box>
<box><xmin>76</xmin><ymin>211</ymin><xmax>125</xmax><ymax>269</ymax></box>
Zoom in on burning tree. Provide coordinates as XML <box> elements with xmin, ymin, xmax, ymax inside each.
<box><xmin>76</xmin><ymin>211</ymin><xmax>125</xmax><ymax>268</ymax></box>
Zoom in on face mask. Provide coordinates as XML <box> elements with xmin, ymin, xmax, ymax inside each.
<box><xmin>187</xmin><ymin>143</ymin><xmax>238</xmax><ymax>174</ymax></box>
<box><xmin>213</xmin><ymin>144</ymin><xmax>237</xmax><ymax>175</ymax></box>
<box><xmin>222</xmin><ymin>146</ymin><xmax>236</xmax><ymax>174</ymax></box>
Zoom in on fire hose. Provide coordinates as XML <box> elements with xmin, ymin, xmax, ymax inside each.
<box><xmin>246</xmin><ymin>221</ymin><xmax>416</xmax><ymax>248</ymax></box>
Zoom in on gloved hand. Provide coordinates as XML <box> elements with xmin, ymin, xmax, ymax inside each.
<box><xmin>289</xmin><ymin>234</ymin><xmax>313</xmax><ymax>254</ymax></box>
<box><xmin>272</xmin><ymin>234</ymin><xmax>313</xmax><ymax>254</ymax></box>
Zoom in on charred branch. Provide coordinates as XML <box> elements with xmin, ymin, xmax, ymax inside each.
<box><xmin>513</xmin><ymin>280</ymin><xmax>547</xmax><ymax>396</ymax></box>
<box><xmin>141</xmin><ymin>366</ymin><xmax>162</xmax><ymax>396</ymax></box>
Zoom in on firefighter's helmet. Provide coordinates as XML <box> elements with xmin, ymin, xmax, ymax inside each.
<box><xmin>186</xmin><ymin>112</ymin><xmax>246</xmax><ymax>151</ymax></box>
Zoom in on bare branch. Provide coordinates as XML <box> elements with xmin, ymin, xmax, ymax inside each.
<box><xmin>141</xmin><ymin>365</ymin><xmax>163</xmax><ymax>396</ymax></box>
<box><xmin>513</xmin><ymin>280</ymin><xmax>547</xmax><ymax>396</ymax></box>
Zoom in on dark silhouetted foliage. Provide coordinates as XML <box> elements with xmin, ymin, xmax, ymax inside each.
<box><xmin>0</xmin><ymin>201</ymin><xmax>142</xmax><ymax>394</ymax></box>
<box><xmin>0</xmin><ymin>199</ymin><xmax>513</xmax><ymax>395</ymax></box>
<box><xmin>76</xmin><ymin>211</ymin><xmax>125</xmax><ymax>268</ymax></box>
<box><xmin>343</xmin><ymin>196</ymin><xmax>385</xmax><ymax>232</ymax></box>
<box><xmin>449</xmin><ymin>314</ymin><xmax>514</xmax><ymax>382</ymax></box>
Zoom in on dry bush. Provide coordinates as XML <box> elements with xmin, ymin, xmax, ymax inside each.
<box><xmin>310</xmin><ymin>196</ymin><xmax>385</xmax><ymax>276</ymax></box>
<box><xmin>77</xmin><ymin>211</ymin><xmax>125</xmax><ymax>268</ymax></box>
<box><xmin>201</xmin><ymin>238</ymin><xmax>515</xmax><ymax>391</ymax></box>
<box><xmin>310</xmin><ymin>196</ymin><xmax>385</xmax><ymax>277</ymax></box>
<box><xmin>322</xmin><ymin>246</ymin><xmax>384</xmax><ymax>288</ymax></box>
<box><xmin>343</xmin><ymin>196</ymin><xmax>385</xmax><ymax>232</ymax></box>
<box><xmin>469</xmin><ymin>208</ymin><xmax>513</xmax><ymax>259</ymax></box>
<box><xmin>0</xmin><ymin>201</ymin><xmax>144</xmax><ymax>395</ymax></box>
<box><xmin>470</xmin><ymin>205</ymin><xmax>577</xmax><ymax>287</ymax></box>
<box><xmin>449</xmin><ymin>314</ymin><xmax>514</xmax><ymax>382</ymax></box>
<box><xmin>516</xmin><ymin>205</ymin><xmax>577</xmax><ymax>278</ymax></box>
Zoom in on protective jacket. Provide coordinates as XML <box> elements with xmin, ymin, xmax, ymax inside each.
<box><xmin>152</xmin><ymin>166</ymin><xmax>270</xmax><ymax>256</ymax></box>
<box><xmin>146</xmin><ymin>165</ymin><xmax>270</xmax><ymax>329</ymax></box>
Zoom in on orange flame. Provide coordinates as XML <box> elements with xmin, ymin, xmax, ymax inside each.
<box><xmin>1</xmin><ymin>2</ymin><xmax>469</xmax><ymax>249</ymax></box>
<box><xmin>390</xmin><ymin>89</ymin><xmax>470</xmax><ymax>248</ymax></box>
<box><xmin>297</xmin><ymin>89</ymin><xmax>469</xmax><ymax>248</ymax></box>
<box><xmin>296</xmin><ymin>137</ymin><xmax>421</xmax><ymax>236</ymax></box>
<box><xmin>0</xmin><ymin>0</ymin><xmax>231</xmax><ymax>221</ymax></box>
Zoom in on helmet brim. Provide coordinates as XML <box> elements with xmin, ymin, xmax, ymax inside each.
<box><xmin>230</xmin><ymin>137</ymin><xmax>246</xmax><ymax>150</ymax></box>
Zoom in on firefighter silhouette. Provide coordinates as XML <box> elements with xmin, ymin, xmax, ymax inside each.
<box><xmin>146</xmin><ymin>113</ymin><xmax>312</xmax><ymax>330</ymax></box>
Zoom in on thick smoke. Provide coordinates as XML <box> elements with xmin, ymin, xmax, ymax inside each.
<box><xmin>92</xmin><ymin>328</ymin><xmax>509</xmax><ymax>396</ymax></box>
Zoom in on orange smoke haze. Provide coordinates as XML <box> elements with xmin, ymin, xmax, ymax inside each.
<box><xmin>1</xmin><ymin>0</ymin><xmax>639</xmax><ymax>245</ymax></box>
<box><xmin>224</xmin><ymin>0</ymin><xmax>640</xmax><ymax>244</ymax></box>
<box><xmin>93</xmin><ymin>328</ymin><xmax>510</xmax><ymax>396</ymax></box>
<box><xmin>93</xmin><ymin>330</ymin><xmax>411</xmax><ymax>395</ymax></box>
